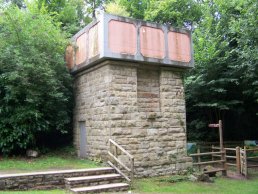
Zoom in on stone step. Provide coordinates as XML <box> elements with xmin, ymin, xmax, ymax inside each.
<box><xmin>70</xmin><ymin>182</ymin><xmax>129</xmax><ymax>193</ymax></box>
<box><xmin>65</xmin><ymin>173</ymin><xmax>123</xmax><ymax>189</ymax></box>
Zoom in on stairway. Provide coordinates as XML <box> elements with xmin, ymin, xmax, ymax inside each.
<box><xmin>65</xmin><ymin>167</ymin><xmax>129</xmax><ymax>193</ymax></box>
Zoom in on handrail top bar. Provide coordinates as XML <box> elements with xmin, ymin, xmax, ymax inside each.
<box><xmin>109</xmin><ymin>139</ymin><xmax>134</xmax><ymax>159</ymax></box>
<box><xmin>190</xmin><ymin>151</ymin><xmax>225</xmax><ymax>157</ymax></box>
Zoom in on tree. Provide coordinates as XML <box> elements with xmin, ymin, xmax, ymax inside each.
<box><xmin>0</xmin><ymin>2</ymin><xmax>72</xmax><ymax>154</ymax></box>
<box><xmin>144</xmin><ymin>0</ymin><xmax>202</xmax><ymax>28</ymax></box>
<box><xmin>37</xmin><ymin>0</ymin><xmax>88</xmax><ymax>35</ymax></box>
<box><xmin>115</xmin><ymin>0</ymin><xmax>148</xmax><ymax>19</ymax></box>
<box><xmin>105</xmin><ymin>0</ymin><xmax>129</xmax><ymax>17</ymax></box>
<box><xmin>185</xmin><ymin>0</ymin><xmax>258</xmax><ymax>141</ymax></box>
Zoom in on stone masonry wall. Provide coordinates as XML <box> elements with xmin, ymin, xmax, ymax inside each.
<box><xmin>73</xmin><ymin>63</ymin><xmax>111</xmax><ymax>158</ymax></box>
<box><xmin>0</xmin><ymin>169</ymin><xmax>109</xmax><ymax>190</ymax></box>
<box><xmin>73</xmin><ymin>61</ymin><xmax>192</xmax><ymax>177</ymax></box>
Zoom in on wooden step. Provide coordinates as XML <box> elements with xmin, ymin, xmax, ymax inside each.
<box><xmin>70</xmin><ymin>182</ymin><xmax>129</xmax><ymax>193</ymax></box>
<box><xmin>65</xmin><ymin>173</ymin><xmax>123</xmax><ymax>189</ymax></box>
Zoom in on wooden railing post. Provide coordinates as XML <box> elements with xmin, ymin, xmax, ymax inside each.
<box><xmin>222</xmin><ymin>148</ymin><xmax>227</xmax><ymax>176</ymax></box>
<box><xmin>244</xmin><ymin>146</ymin><xmax>247</xmax><ymax>177</ymax></box>
<box><xmin>212</xmin><ymin>145</ymin><xmax>214</xmax><ymax>165</ymax></box>
<box><xmin>235</xmin><ymin>146</ymin><xmax>241</xmax><ymax>174</ymax></box>
<box><xmin>197</xmin><ymin>146</ymin><xmax>201</xmax><ymax>171</ymax></box>
<box><xmin>130</xmin><ymin>157</ymin><xmax>134</xmax><ymax>183</ymax></box>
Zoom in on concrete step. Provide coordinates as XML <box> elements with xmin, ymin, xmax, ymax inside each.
<box><xmin>65</xmin><ymin>173</ymin><xmax>123</xmax><ymax>189</ymax></box>
<box><xmin>70</xmin><ymin>182</ymin><xmax>129</xmax><ymax>193</ymax></box>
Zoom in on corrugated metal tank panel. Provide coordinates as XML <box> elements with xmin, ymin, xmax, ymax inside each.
<box><xmin>66</xmin><ymin>13</ymin><xmax>194</xmax><ymax>74</ymax></box>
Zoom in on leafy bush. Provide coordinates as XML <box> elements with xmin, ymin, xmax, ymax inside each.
<box><xmin>0</xmin><ymin>3</ymin><xmax>72</xmax><ymax>155</ymax></box>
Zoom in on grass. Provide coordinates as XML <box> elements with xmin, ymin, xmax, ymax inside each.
<box><xmin>0</xmin><ymin>146</ymin><xmax>101</xmax><ymax>173</ymax></box>
<box><xmin>134</xmin><ymin>175</ymin><xmax>258</xmax><ymax>194</ymax></box>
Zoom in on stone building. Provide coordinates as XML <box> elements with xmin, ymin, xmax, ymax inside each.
<box><xmin>66</xmin><ymin>13</ymin><xmax>193</xmax><ymax>177</ymax></box>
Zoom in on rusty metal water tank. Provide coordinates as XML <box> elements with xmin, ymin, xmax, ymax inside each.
<box><xmin>65</xmin><ymin>13</ymin><xmax>194</xmax><ymax>74</ymax></box>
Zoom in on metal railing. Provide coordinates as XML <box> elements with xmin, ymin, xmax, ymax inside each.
<box><xmin>108</xmin><ymin>139</ymin><xmax>134</xmax><ymax>183</ymax></box>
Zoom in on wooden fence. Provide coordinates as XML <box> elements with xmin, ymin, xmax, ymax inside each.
<box><xmin>240</xmin><ymin>147</ymin><xmax>258</xmax><ymax>177</ymax></box>
<box><xmin>190</xmin><ymin>145</ymin><xmax>258</xmax><ymax>177</ymax></box>
<box><xmin>190</xmin><ymin>147</ymin><xmax>227</xmax><ymax>175</ymax></box>
<box><xmin>212</xmin><ymin>146</ymin><xmax>241</xmax><ymax>174</ymax></box>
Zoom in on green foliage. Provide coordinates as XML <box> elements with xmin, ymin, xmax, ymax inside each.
<box><xmin>37</xmin><ymin>0</ymin><xmax>88</xmax><ymax>35</ymax></box>
<box><xmin>185</xmin><ymin>0</ymin><xmax>258</xmax><ymax>141</ymax></box>
<box><xmin>144</xmin><ymin>0</ymin><xmax>202</xmax><ymax>28</ymax></box>
<box><xmin>114</xmin><ymin>0</ymin><xmax>148</xmax><ymax>19</ymax></box>
<box><xmin>105</xmin><ymin>0</ymin><xmax>129</xmax><ymax>17</ymax></box>
<box><xmin>0</xmin><ymin>3</ymin><xmax>72</xmax><ymax>154</ymax></box>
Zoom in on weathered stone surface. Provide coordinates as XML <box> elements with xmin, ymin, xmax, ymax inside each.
<box><xmin>0</xmin><ymin>168</ymin><xmax>115</xmax><ymax>191</ymax></box>
<box><xmin>73</xmin><ymin>61</ymin><xmax>192</xmax><ymax>177</ymax></box>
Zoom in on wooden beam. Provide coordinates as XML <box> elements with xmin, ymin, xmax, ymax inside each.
<box><xmin>190</xmin><ymin>151</ymin><xmax>225</xmax><ymax>157</ymax></box>
<box><xmin>193</xmin><ymin>160</ymin><xmax>225</xmax><ymax>166</ymax></box>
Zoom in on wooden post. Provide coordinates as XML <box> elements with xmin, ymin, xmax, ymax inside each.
<box><xmin>244</xmin><ymin>146</ymin><xmax>247</xmax><ymax>177</ymax></box>
<box><xmin>219</xmin><ymin>120</ymin><xmax>227</xmax><ymax>175</ymax></box>
<box><xmin>236</xmin><ymin>146</ymin><xmax>241</xmax><ymax>174</ymax></box>
<box><xmin>197</xmin><ymin>146</ymin><xmax>201</xmax><ymax>171</ymax></box>
<box><xmin>219</xmin><ymin>120</ymin><xmax>224</xmax><ymax>150</ymax></box>
<box><xmin>114</xmin><ymin>146</ymin><xmax>118</xmax><ymax>157</ymax></box>
<box><xmin>211</xmin><ymin>145</ymin><xmax>215</xmax><ymax>166</ymax></box>
<box><xmin>130</xmin><ymin>157</ymin><xmax>134</xmax><ymax>184</ymax></box>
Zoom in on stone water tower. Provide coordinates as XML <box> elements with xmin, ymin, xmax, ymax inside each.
<box><xmin>66</xmin><ymin>13</ymin><xmax>193</xmax><ymax>177</ymax></box>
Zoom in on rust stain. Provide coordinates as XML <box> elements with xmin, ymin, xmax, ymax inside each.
<box><xmin>88</xmin><ymin>23</ymin><xmax>100</xmax><ymax>59</ymax></box>
<box><xmin>140</xmin><ymin>26</ymin><xmax>165</xmax><ymax>59</ymax></box>
<box><xmin>65</xmin><ymin>45</ymin><xmax>74</xmax><ymax>69</ymax></box>
<box><xmin>75</xmin><ymin>32</ymin><xmax>87</xmax><ymax>65</ymax></box>
<box><xmin>108</xmin><ymin>20</ymin><xmax>137</xmax><ymax>55</ymax></box>
<box><xmin>168</xmin><ymin>31</ymin><xmax>191</xmax><ymax>62</ymax></box>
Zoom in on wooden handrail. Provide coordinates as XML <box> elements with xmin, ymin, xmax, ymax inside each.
<box><xmin>193</xmin><ymin>160</ymin><xmax>226</xmax><ymax>166</ymax></box>
<box><xmin>108</xmin><ymin>151</ymin><xmax>131</xmax><ymax>172</ymax></box>
<box><xmin>108</xmin><ymin>139</ymin><xmax>134</xmax><ymax>183</ymax></box>
<box><xmin>211</xmin><ymin>146</ymin><xmax>221</xmax><ymax>150</ymax></box>
<box><xmin>190</xmin><ymin>151</ymin><xmax>225</xmax><ymax>157</ymax></box>
<box><xmin>109</xmin><ymin>139</ymin><xmax>134</xmax><ymax>159</ymax></box>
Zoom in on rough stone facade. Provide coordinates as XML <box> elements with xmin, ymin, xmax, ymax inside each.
<box><xmin>73</xmin><ymin>60</ymin><xmax>192</xmax><ymax>177</ymax></box>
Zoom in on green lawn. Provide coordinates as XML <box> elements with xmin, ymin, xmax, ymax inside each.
<box><xmin>133</xmin><ymin>176</ymin><xmax>258</xmax><ymax>194</ymax></box>
<box><xmin>0</xmin><ymin>147</ymin><xmax>100</xmax><ymax>173</ymax></box>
